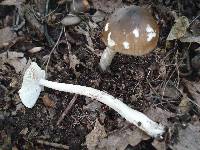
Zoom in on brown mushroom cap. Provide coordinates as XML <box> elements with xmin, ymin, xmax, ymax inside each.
<box><xmin>102</xmin><ymin>6</ymin><xmax>159</xmax><ymax>56</ymax></box>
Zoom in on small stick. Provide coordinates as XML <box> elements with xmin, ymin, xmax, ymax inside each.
<box><xmin>57</xmin><ymin>94</ymin><xmax>78</xmax><ymax>125</ymax></box>
<box><xmin>36</xmin><ymin>139</ymin><xmax>69</xmax><ymax>149</ymax></box>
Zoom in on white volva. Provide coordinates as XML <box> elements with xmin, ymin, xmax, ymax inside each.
<box><xmin>19</xmin><ymin>62</ymin><xmax>165</xmax><ymax>138</ymax></box>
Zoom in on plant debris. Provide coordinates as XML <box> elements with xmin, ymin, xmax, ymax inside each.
<box><xmin>86</xmin><ymin>119</ymin><xmax>107</xmax><ymax>150</ymax></box>
<box><xmin>167</xmin><ymin>16</ymin><xmax>189</xmax><ymax>41</ymax></box>
<box><xmin>169</xmin><ymin>121</ymin><xmax>200</xmax><ymax>150</ymax></box>
<box><xmin>0</xmin><ymin>27</ymin><xmax>17</xmax><ymax>48</ymax></box>
<box><xmin>1</xmin><ymin>0</ymin><xmax>200</xmax><ymax>149</ymax></box>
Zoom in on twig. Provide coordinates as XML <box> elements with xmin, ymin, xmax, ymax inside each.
<box><xmin>189</xmin><ymin>14</ymin><xmax>200</xmax><ymax>26</ymax></box>
<box><xmin>57</xmin><ymin>94</ymin><xmax>78</xmax><ymax>125</ymax></box>
<box><xmin>36</xmin><ymin>139</ymin><xmax>69</xmax><ymax>149</ymax></box>
<box><xmin>45</xmin><ymin>26</ymin><xmax>64</xmax><ymax>73</ymax></box>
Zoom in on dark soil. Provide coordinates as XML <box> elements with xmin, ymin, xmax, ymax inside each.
<box><xmin>0</xmin><ymin>0</ymin><xmax>200</xmax><ymax>149</ymax></box>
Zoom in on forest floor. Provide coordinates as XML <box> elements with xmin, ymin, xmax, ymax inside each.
<box><xmin>0</xmin><ymin>0</ymin><xmax>200</xmax><ymax>149</ymax></box>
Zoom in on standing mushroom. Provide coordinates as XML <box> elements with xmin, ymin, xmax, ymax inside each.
<box><xmin>99</xmin><ymin>6</ymin><xmax>159</xmax><ymax>71</ymax></box>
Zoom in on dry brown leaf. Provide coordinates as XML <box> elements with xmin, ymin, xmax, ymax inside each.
<box><xmin>145</xmin><ymin>106</ymin><xmax>175</xmax><ymax>126</ymax></box>
<box><xmin>92</xmin><ymin>0</ymin><xmax>122</xmax><ymax>13</ymax></box>
<box><xmin>83</xmin><ymin>97</ymin><xmax>102</xmax><ymax>112</ymax></box>
<box><xmin>69</xmin><ymin>52</ymin><xmax>80</xmax><ymax>71</ymax></box>
<box><xmin>42</xmin><ymin>95</ymin><xmax>55</xmax><ymax>108</ymax></box>
<box><xmin>92</xmin><ymin>11</ymin><xmax>106</xmax><ymax>23</ymax></box>
<box><xmin>75</xmin><ymin>26</ymin><xmax>94</xmax><ymax>49</ymax></box>
<box><xmin>152</xmin><ymin>140</ymin><xmax>166</xmax><ymax>150</ymax></box>
<box><xmin>170</xmin><ymin>121</ymin><xmax>200</xmax><ymax>150</ymax></box>
<box><xmin>158</xmin><ymin>83</ymin><xmax>181</xmax><ymax>99</ymax></box>
<box><xmin>0</xmin><ymin>27</ymin><xmax>17</xmax><ymax>48</ymax></box>
<box><xmin>183</xmin><ymin>79</ymin><xmax>200</xmax><ymax>107</ymax></box>
<box><xmin>178</xmin><ymin>94</ymin><xmax>192</xmax><ymax>114</ymax></box>
<box><xmin>19</xmin><ymin>127</ymin><xmax>28</xmax><ymax>135</ymax></box>
<box><xmin>97</xmin><ymin>127</ymin><xmax>149</xmax><ymax>150</ymax></box>
<box><xmin>0</xmin><ymin>0</ymin><xmax>25</xmax><ymax>5</ymax></box>
<box><xmin>167</xmin><ymin>16</ymin><xmax>189</xmax><ymax>40</ymax></box>
<box><xmin>86</xmin><ymin>119</ymin><xmax>107</xmax><ymax>150</ymax></box>
<box><xmin>0</xmin><ymin>51</ymin><xmax>28</xmax><ymax>73</ymax></box>
<box><xmin>180</xmin><ymin>35</ymin><xmax>200</xmax><ymax>44</ymax></box>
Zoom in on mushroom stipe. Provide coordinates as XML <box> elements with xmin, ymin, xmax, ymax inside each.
<box><xmin>19</xmin><ymin>62</ymin><xmax>165</xmax><ymax>138</ymax></box>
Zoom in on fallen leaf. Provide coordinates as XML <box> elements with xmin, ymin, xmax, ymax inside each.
<box><xmin>0</xmin><ymin>0</ymin><xmax>25</xmax><ymax>5</ymax></box>
<box><xmin>92</xmin><ymin>11</ymin><xmax>106</xmax><ymax>23</ymax></box>
<box><xmin>20</xmin><ymin>127</ymin><xmax>28</xmax><ymax>135</ymax></box>
<box><xmin>152</xmin><ymin>140</ymin><xmax>166</xmax><ymax>150</ymax></box>
<box><xmin>178</xmin><ymin>94</ymin><xmax>192</xmax><ymax>114</ymax></box>
<box><xmin>170</xmin><ymin>121</ymin><xmax>200</xmax><ymax>150</ymax></box>
<box><xmin>86</xmin><ymin>119</ymin><xmax>107</xmax><ymax>150</ymax></box>
<box><xmin>145</xmin><ymin>106</ymin><xmax>175</xmax><ymax>126</ymax></box>
<box><xmin>42</xmin><ymin>95</ymin><xmax>55</xmax><ymax>108</ymax></box>
<box><xmin>180</xmin><ymin>35</ymin><xmax>200</xmax><ymax>44</ymax></box>
<box><xmin>0</xmin><ymin>27</ymin><xmax>17</xmax><ymax>48</ymax></box>
<box><xmin>158</xmin><ymin>82</ymin><xmax>181</xmax><ymax>99</ymax></box>
<box><xmin>0</xmin><ymin>51</ymin><xmax>28</xmax><ymax>73</ymax></box>
<box><xmin>183</xmin><ymin>79</ymin><xmax>200</xmax><ymax>107</ymax></box>
<box><xmin>92</xmin><ymin>0</ymin><xmax>122</xmax><ymax>13</ymax></box>
<box><xmin>75</xmin><ymin>26</ymin><xmax>94</xmax><ymax>49</ymax></box>
<box><xmin>9</xmin><ymin>57</ymin><xmax>27</xmax><ymax>73</ymax></box>
<box><xmin>97</xmin><ymin>127</ymin><xmax>149</xmax><ymax>150</ymax></box>
<box><xmin>167</xmin><ymin>16</ymin><xmax>189</xmax><ymax>41</ymax></box>
<box><xmin>69</xmin><ymin>52</ymin><xmax>80</xmax><ymax>71</ymax></box>
<box><xmin>0</xmin><ymin>51</ymin><xmax>24</xmax><ymax>60</ymax></box>
<box><xmin>83</xmin><ymin>97</ymin><xmax>102</xmax><ymax>112</ymax></box>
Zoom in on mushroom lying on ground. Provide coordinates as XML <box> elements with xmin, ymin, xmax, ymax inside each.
<box><xmin>19</xmin><ymin>62</ymin><xmax>165</xmax><ymax>138</ymax></box>
<box><xmin>99</xmin><ymin>5</ymin><xmax>159</xmax><ymax>71</ymax></box>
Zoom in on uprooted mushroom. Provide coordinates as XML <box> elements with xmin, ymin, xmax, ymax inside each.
<box><xmin>19</xmin><ymin>62</ymin><xmax>165</xmax><ymax>138</ymax></box>
<box><xmin>99</xmin><ymin>5</ymin><xmax>159</xmax><ymax>71</ymax></box>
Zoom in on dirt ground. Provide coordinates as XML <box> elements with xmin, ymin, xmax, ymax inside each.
<box><xmin>0</xmin><ymin>0</ymin><xmax>200</xmax><ymax>149</ymax></box>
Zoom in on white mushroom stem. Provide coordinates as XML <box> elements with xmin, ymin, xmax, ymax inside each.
<box><xmin>19</xmin><ymin>62</ymin><xmax>165</xmax><ymax>138</ymax></box>
<box><xmin>99</xmin><ymin>47</ymin><xmax>116</xmax><ymax>71</ymax></box>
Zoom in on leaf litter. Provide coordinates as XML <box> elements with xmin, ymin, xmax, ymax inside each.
<box><xmin>1</xmin><ymin>0</ymin><xmax>200</xmax><ymax>149</ymax></box>
<box><xmin>0</xmin><ymin>51</ymin><xmax>29</xmax><ymax>73</ymax></box>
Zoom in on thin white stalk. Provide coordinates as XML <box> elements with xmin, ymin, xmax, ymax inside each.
<box><xmin>39</xmin><ymin>79</ymin><xmax>165</xmax><ymax>138</ymax></box>
<box><xmin>99</xmin><ymin>47</ymin><xmax>116</xmax><ymax>71</ymax></box>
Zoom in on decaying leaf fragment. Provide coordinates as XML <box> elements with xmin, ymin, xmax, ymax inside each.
<box><xmin>86</xmin><ymin>119</ymin><xmax>107</xmax><ymax>150</ymax></box>
<box><xmin>183</xmin><ymin>79</ymin><xmax>200</xmax><ymax>107</ymax></box>
<box><xmin>180</xmin><ymin>34</ymin><xmax>200</xmax><ymax>44</ymax></box>
<box><xmin>0</xmin><ymin>51</ymin><xmax>28</xmax><ymax>73</ymax></box>
<box><xmin>0</xmin><ymin>27</ymin><xmax>17</xmax><ymax>48</ymax></box>
<box><xmin>170</xmin><ymin>121</ymin><xmax>200</xmax><ymax>150</ymax></box>
<box><xmin>145</xmin><ymin>106</ymin><xmax>175</xmax><ymax>126</ymax></box>
<box><xmin>97</xmin><ymin>127</ymin><xmax>150</xmax><ymax>150</ymax></box>
<box><xmin>167</xmin><ymin>16</ymin><xmax>189</xmax><ymax>40</ymax></box>
<box><xmin>69</xmin><ymin>52</ymin><xmax>80</xmax><ymax>71</ymax></box>
<box><xmin>0</xmin><ymin>0</ymin><xmax>25</xmax><ymax>6</ymax></box>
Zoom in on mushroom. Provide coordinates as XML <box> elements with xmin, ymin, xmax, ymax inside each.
<box><xmin>99</xmin><ymin>6</ymin><xmax>159</xmax><ymax>71</ymax></box>
<box><xmin>19</xmin><ymin>62</ymin><xmax>165</xmax><ymax>138</ymax></box>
